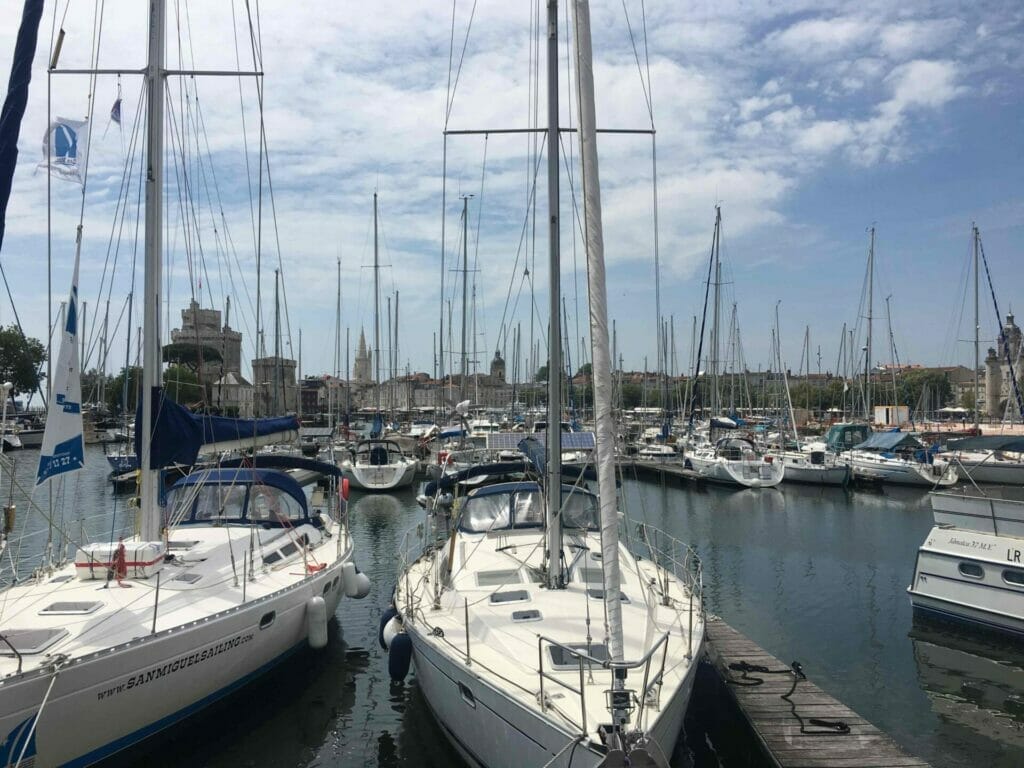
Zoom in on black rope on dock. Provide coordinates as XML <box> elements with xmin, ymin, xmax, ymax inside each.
<box><xmin>727</xmin><ymin>659</ymin><xmax>851</xmax><ymax>735</ymax></box>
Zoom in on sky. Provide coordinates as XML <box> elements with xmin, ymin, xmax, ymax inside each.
<box><xmin>0</xmin><ymin>0</ymin><xmax>1022</xmax><ymax>394</ymax></box>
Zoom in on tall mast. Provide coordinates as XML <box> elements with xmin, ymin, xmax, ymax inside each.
<box><xmin>460</xmin><ymin>195</ymin><xmax>471</xmax><ymax>402</ymax></box>
<box><xmin>572</xmin><ymin>0</ymin><xmax>625</xmax><ymax>676</ymax></box>
<box><xmin>373</xmin><ymin>192</ymin><xmax>381</xmax><ymax>413</ymax></box>
<box><xmin>973</xmin><ymin>223</ymin><xmax>979</xmax><ymax>431</ymax></box>
<box><xmin>865</xmin><ymin>225</ymin><xmax>874</xmax><ymax>421</ymax></box>
<box><xmin>710</xmin><ymin>206</ymin><xmax>721</xmax><ymax>417</ymax></box>
<box><xmin>140</xmin><ymin>0</ymin><xmax>166</xmax><ymax>539</ymax></box>
<box><xmin>544</xmin><ymin>0</ymin><xmax>563</xmax><ymax>590</ymax></box>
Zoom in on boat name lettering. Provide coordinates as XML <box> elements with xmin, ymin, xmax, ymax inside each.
<box><xmin>1009</xmin><ymin>548</ymin><xmax>1022</xmax><ymax>564</ymax></box>
<box><xmin>948</xmin><ymin>537</ymin><xmax>995</xmax><ymax>551</ymax></box>
<box><xmin>96</xmin><ymin>631</ymin><xmax>255</xmax><ymax>701</ymax></box>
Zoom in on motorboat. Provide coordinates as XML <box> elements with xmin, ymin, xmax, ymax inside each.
<box><xmin>908</xmin><ymin>489</ymin><xmax>1024</xmax><ymax>636</ymax></box>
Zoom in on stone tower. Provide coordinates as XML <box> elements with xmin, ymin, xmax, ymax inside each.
<box><xmin>169</xmin><ymin>299</ymin><xmax>242</xmax><ymax>383</ymax></box>
<box><xmin>985</xmin><ymin>312</ymin><xmax>1023</xmax><ymax>418</ymax></box>
<box><xmin>353</xmin><ymin>328</ymin><xmax>372</xmax><ymax>384</ymax></box>
<box><xmin>489</xmin><ymin>348</ymin><xmax>506</xmax><ymax>382</ymax></box>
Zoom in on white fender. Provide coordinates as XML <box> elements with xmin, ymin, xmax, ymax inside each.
<box><xmin>306</xmin><ymin>596</ymin><xmax>328</xmax><ymax>649</ymax></box>
<box><xmin>382</xmin><ymin>615</ymin><xmax>401</xmax><ymax>649</ymax></box>
<box><xmin>342</xmin><ymin>562</ymin><xmax>372</xmax><ymax>599</ymax></box>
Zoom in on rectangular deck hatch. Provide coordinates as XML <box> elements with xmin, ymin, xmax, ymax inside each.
<box><xmin>0</xmin><ymin>628</ymin><xmax>69</xmax><ymax>655</ymax></box>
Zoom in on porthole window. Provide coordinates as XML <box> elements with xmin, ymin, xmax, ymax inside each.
<box><xmin>458</xmin><ymin>682</ymin><xmax>476</xmax><ymax>707</ymax></box>
<box><xmin>958</xmin><ymin>562</ymin><xmax>984</xmax><ymax>579</ymax></box>
<box><xmin>1003</xmin><ymin>569</ymin><xmax>1024</xmax><ymax>587</ymax></box>
<box><xmin>260</xmin><ymin>611</ymin><xmax>276</xmax><ymax>630</ymax></box>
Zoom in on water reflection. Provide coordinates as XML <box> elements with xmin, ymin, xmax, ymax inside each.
<box><xmin>910</xmin><ymin>619</ymin><xmax>1024</xmax><ymax>753</ymax></box>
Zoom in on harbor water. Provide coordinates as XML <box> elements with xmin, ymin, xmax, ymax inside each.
<box><xmin>3</xmin><ymin>446</ymin><xmax>1022</xmax><ymax>767</ymax></box>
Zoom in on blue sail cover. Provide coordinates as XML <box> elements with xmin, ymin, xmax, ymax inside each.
<box><xmin>0</xmin><ymin>0</ymin><xmax>44</xmax><ymax>257</ymax></box>
<box><xmin>369</xmin><ymin>412</ymin><xmax>383</xmax><ymax>439</ymax></box>
<box><xmin>136</xmin><ymin>387</ymin><xmax>299</xmax><ymax>469</ymax></box>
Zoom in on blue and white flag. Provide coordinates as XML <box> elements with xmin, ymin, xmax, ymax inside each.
<box><xmin>39</xmin><ymin>117</ymin><xmax>88</xmax><ymax>183</ymax></box>
<box><xmin>36</xmin><ymin>252</ymin><xmax>85</xmax><ymax>485</ymax></box>
<box><xmin>110</xmin><ymin>97</ymin><xmax>121</xmax><ymax>125</ymax></box>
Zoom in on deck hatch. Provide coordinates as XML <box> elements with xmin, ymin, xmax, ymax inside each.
<box><xmin>489</xmin><ymin>590</ymin><xmax>529</xmax><ymax>604</ymax></box>
<box><xmin>173</xmin><ymin>572</ymin><xmax>203</xmax><ymax>584</ymax></box>
<box><xmin>0</xmin><ymin>628</ymin><xmax>69</xmax><ymax>655</ymax></box>
<box><xmin>511</xmin><ymin>609</ymin><xmax>541</xmax><ymax>622</ymax></box>
<box><xmin>476</xmin><ymin>569</ymin><xmax>521</xmax><ymax>587</ymax></box>
<box><xmin>548</xmin><ymin>642</ymin><xmax>609</xmax><ymax>670</ymax></box>
<box><xmin>586</xmin><ymin>589</ymin><xmax>630</xmax><ymax>603</ymax></box>
<box><xmin>39</xmin><ymin>601</ymin><xmax>102</xmax><ymax>615</ymax></box>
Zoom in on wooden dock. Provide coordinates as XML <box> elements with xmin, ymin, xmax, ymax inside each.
<box><xmin>617</xmin><ymin>458</ymin><xmax>705</xmax><ymax>486</ymax></box>
<box><xmin>704</xmin><ymin>616</ymin><xmax>930</xmax><ymax>768</ymax></box>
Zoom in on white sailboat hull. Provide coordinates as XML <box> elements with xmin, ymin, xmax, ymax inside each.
<box><xmin>341</xmin><ymin>458</ymin><xmax>418</xmax><ymax>491</ymax></box>
<box><xmin>0</xmin><ymin>559</ymin><xmax>347</xmax><ymax>766</ymax></box>
<box><xmin>849</xmin><ymin>451</ymin><xmax>957</xmax><ymax>487</ymax></box>
<box><xmin>408</xmin><ymin>620</ymin><xmax>696</xmax><ymax>768</ymax></box>
<box><xmin>778</xmin><ymin>452</ymin><xmax>850</xmax><ymax>486</ymax></box>
<box><xmin>687</xmin><ymin>453</ymin><xmax>784</xmax><ymax>488</ymax></box>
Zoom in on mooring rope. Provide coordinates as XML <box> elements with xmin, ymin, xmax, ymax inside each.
<box><xmin>727</xmin><ymin>659</ymin><xmax>851</xmax><ymax>735</ymax></box>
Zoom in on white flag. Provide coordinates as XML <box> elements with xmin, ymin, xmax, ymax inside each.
<box><xmin>39</xmin><ymin>117</ymin><xmax>89</xmax><ymax>184</ymax></box>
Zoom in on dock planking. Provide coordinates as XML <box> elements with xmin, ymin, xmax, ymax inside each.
<box><xmin>618</xmin><ymin>458</ymin><xmax>705</xmax><ymax>486</ymax></box>
<box><xmin>704</xmin><ymin>616</ymin><xmax>930</xmax><ymax>768</ymax></box>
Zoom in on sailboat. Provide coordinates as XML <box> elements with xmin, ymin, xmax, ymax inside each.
<box><xmin>683</xmin><ymin>208</ymin><xmax>784</xmax><ymax>488</ymax></box>
<box><xmin>0</xmin><ymin>3</ymin><xmax>368</xmax><ymax>764</ymax></box>
<box><xmin>339</xmin><ymin>194</ymin><xmax>418</xmax><ymax>492</ymax></box>
<box><xmin>383</xmin><ymin>3</ymin><xmax>705</xmax><ymax>765</ymax></box>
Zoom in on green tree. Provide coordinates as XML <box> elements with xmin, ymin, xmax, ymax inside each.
<box><xmin>534</xmin><ymin>364</ymin><xmax>549</xmax><ymax>383</ymax></box>
<box><xmin>0</xmin><ymin>325</ymin><xmax>46</xmax><ymax>405</ymax></box>
<box><xmin>897</xmin><ymin>370</ymin><xmax>952</xmax><ymax>414</ymax></box>
<box><xmin>106</xmin><ymin>367</ymin><xmax>142</xmax><ymax>415</ymax></box>
<box><xmin>164</xmin><ymin>364</ymin><xmax>203</xmax><ymax>405</ymax></box>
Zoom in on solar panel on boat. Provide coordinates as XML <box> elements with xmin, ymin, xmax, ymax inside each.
<box><xmin>485</xmin><ymin>432</ymin><xmax>595</xmax><ymax>450</ymax></box>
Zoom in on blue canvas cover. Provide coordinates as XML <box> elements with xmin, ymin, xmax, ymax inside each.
<box><xmin>136</xmin><ymin>387</ymin><xmax>299</xmax><ymax>469</ymax></box>
<box><xmin>169</xmin><ymin>467</ymin><xmax>308</xmax><ymax>517</ymax></box>
<box><xmin>853</xmin><ymin>430</ymin><xmax>923</xmax><ymax>451</ymax></box>
<box><xmin>948</xmin><ymin>435</ymin><xmax>1024</xmax><ymax>453</ymax></box>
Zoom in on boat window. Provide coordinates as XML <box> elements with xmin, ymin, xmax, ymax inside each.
<box><xmin>0</xmin><ymin>628</ymin><xmax>69</xmax><ymax>655</ymax></box>
<box><xmin>547</xmin><ymin>642</ymin><xmax>609</xmax><ymax>670</ymax></box>
<box><xmin>513</xmin><ymin>492</ymin><xmax>544</xmax><ymax>527</ymax></box>
<box><xmin>194</xmin><ymin>485</ymin><xmax>246</xmax><ymax>521</ymax></box>
<box><xmin>458</xmin><ymin>682</ymin><xmax>476</xmax><ymax>707</ymax></box>
<box><xmin>489</xmin><ymin>590</ymin><xmax>529</xmax><ymax>604</ymax></box>
<box><xmin>562</xmin><ymin>492</ymin><xmax>598</xmax><ymax>530</ymax></box>
<box><xmin>39</xmin><ymin>601</ymin><xmax>102</xmax><ymax>615</ymax></box>
<box><xmin>249</xmin><ymin>485</ymin><xmax>305</xmax><ymax>523</ymax></box>
<box><xmin>958</xmin><ymin>562</ymin><xmax>984</xmax><ymax>579</ymax></box>
<box><xmin>1003</xmin><ymin>569</ymin><xmax>1024</xmax><ymax>587</ymax></box>
<box><xmin>260</xmin><ymin>611</ymin><xmax>276</xmax><ymax>629</ymax></box>
<box><xmin>461</xmin><ymin>494</ymin><xmax>511</xmax><ymax>532</ymax></box>
<box><xmin>477</xmin><ymin>570</ymin><xmax>522</xmax><ymax>587</ymax></box>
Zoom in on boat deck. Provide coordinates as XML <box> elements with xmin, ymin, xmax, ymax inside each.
<box><xmin>705</xmin><ymin>615</ymin><xmax>930</xmax><ymax>768</ymax></box>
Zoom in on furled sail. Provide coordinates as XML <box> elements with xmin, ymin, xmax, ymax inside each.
<box><xmin>36</xmin><ymin>251</ymin><xmax>84</xmax><ymax>484</ymax></box>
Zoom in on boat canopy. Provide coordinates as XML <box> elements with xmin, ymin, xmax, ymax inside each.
<box><xmin>854</xmin><ymin>431</ymin><xmax>923</xmax><ymax>451</ymax></box>
<box><xmin>947</xmin><ymin>435</ymin><xmax>1024</xmax><ymax>453</ymax></box>
<box><xmin>137</xmin><ymin>388</ymin><xmax>299</xmax><ymax>469</ymax></box>
<box><xmin>166</xmin><ymin>467</ymin><xmax>311</xmax><ymax>525</ymax></box>
<box><xmin>457</xmin><ymin>481</ymin><xmax>599</xmax><ymax>533</ymax></box>
<box><xmin>825</xmin><ymin>423</ymin><xmax>872</xmax><ymax>451</ymax></box>
<box><xmin>216</xmin><ymin>455</ymin><xmax>342</xmax><ymax>478</ymax></box>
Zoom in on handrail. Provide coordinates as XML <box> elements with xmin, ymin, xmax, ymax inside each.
<box><xmin>536</xmin><ymin>631</ymin><xmax>672</xmax><ymax>737</ymax></box>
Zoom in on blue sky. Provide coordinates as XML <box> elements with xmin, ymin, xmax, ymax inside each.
<box><xmin>0</xmin><ymin>1</ymin><xmax>1021</xmax><ymax>393</ymax></box>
